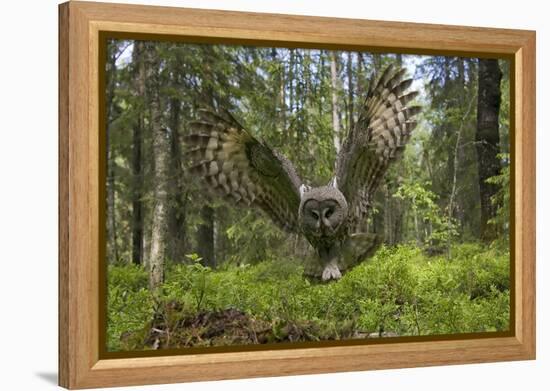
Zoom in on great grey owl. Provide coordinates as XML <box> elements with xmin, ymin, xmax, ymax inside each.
<box><xmin>185</xmin><ymin>64</ymin><xmax>420</xmax><ymax>281</ymax></box>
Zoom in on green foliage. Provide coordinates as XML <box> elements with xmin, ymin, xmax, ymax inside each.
<box><xmin>486</xmin><ymin>154</ymin><xmax>510</xmax><ymax>236</ymax></box>
<box><xmin>411</xmin><ymin>243</ymin><xmax>510</xmax><ymax>334</ymax></box>
<box><xmin>225</xmin><ymin>211</ymin><xmax>289</xmax><ymax>264</ymax></box>
<box><xmin>394</xmin><ymin>182</ymin><xmax>458</xmax><ymax>247</ymax></box>
<box><xmin>107</xmin><ymin>265</ymin><xmax>154</xmax><ymax>351</ymax></box>
<box><xmin>108</xmin><ymin>244</ymin><xmax>510</xmax><ymax>351</ymax></box>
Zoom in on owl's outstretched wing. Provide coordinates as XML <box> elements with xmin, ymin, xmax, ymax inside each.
<box><xmin>335</xmin><ymin>64</ymin><xmax>421</xmax><ymax>232</ymax></box>
<box><xmin>184</xmin><ymin>109</ymin><xmax>303</xmax><ymax>232</ymax></box>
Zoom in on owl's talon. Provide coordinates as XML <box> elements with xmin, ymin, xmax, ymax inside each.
<box><xmin>322</xmin><ymin>263</ymin><xmax>342</xmax><ymax>281</ymax></box>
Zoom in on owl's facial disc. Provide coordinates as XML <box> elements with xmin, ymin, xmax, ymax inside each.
<box><xmin>302</xmin><ymin>198</ymin><xmax>341</xmax><ymax>236</ymax></box>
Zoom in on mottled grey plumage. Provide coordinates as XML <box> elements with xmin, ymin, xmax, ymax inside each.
<box><xmin>185</xmin><ymin>108</ymin><xmax>302</xmax><ymax>232</ymax></box>
<box><xmin>185</xmin><ymin>64</ymin><xmax>420</xmax><ymax>281</ymax></box>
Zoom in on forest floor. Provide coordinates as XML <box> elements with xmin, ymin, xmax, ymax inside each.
<box><xmin>134</xmin><ymin>307</ymin><xmax>328</xmax><ymax>349</ymax></box>
<box><xmin>108</xmin><ymin>243</ymin><xmax>510</xmax><ymax>352</ymax></box>
<box><xmin>124</xmin><ymin>307</ymin><xmax>398</xmax><ymax>350</ymax></box>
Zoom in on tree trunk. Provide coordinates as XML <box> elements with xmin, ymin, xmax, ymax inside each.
<box><xmin>195</xmin><ymin>46</ymin><xmax>218</xmax><ymax>268</ymax></box>
<box><xmin>413</xmin><ymin>204</ymin><xmax>421</xmax><ymax>246</ymax></box>
<box><xmin>346</xmin><ymin>52</ymin><xmax>355</xmax><ymax>132</ymax></box>
<box><xmin>396</xmin><ymin>53</ymin><xmax>403</xmax><ymax>68</ymax></box>
<box><xmin>147</xmin><ymin>43</ymin><xmax>169</xmax><ymax>289</ymax></box>
<box><xmin>271</xmin><ymin>48</ymin><xmax>280</xmax><ymax>124</ymax></box>
<box><xmin>289</xmin><ymin>49</ymin><xmax>295</xmax><ymax>114</ymax></box>
<box><xmin>457</xmin><ymin>58</ymin><xmax>465</xmax><ymax>86</ymax></box>
<box><xmin>383</xmin><ymin>185</ymin><xmax>393</xmax><ymax>244</ymax></box>
<box><xmin>448</xmin><ymin>95</ymin><xmax>476</xmax><ymax>256</ymax></box>
<box><xmin>197</xmin><ymin>206</ymin><xmax>216</xmax><ymax>267</ymax></box>
<box><xmin>167</xmin><ymin>94</ymin><xmax>188</xmax><ymax>263</ymax></box>
<box><xmin>330</xmin><ymin>52</ymin><xmax>341</xmax><ymax>155</ymax></box>
<box><xmin>357</xmin><ymin>53</ymin><xmax>365</xmax><ymax>99</ymax></box>
<box><xmin>391</xmin><ymin>197</ymin><xmax>404</xmax><ymax>244</ymax></box>
<box><xmin>372</xmin><ymin>53</ymin><xmax>382</xmax><ymax>74</ymax></box>
<box><xmin>317</xmin><ymin>52</ymin><xmax>326</xmax><ymax>117</ymax></box>
<box><xmin>475</xmin><ymin>59</ymin><xmax>502</xmax><ymax>242</ymax></box>
<box><xmin>130</xmin><ymin>40</ymin><xmax>145</xmax><ymax>266</ymax></box>
<box><xmin>105</xmin><ymin>42</ymin><xmax>119</xmax><ymax>263</ymax></box>
<box><xmin>279</xmin><ymin>56</ymin><xmax>286</xmax><ymax>130</ymax></box>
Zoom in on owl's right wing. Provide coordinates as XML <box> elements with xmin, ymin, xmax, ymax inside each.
<box><xmin>335</xmin><ymin>65</ymin><xmax>421</xmax><ymax>231</ymax></box>
<box><xmin>184</xmin><ymin>109</ymin><xmax>303</xmax><ymax>233</ymax></box>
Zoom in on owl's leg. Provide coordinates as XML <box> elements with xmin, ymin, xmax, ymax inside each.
<box><xmin>320</xmin><ymin>244</ymin><xmax>342</xmax><ymax>281</ymax></box>
<box><xmin>321</xmin><ymin>258</ymin><xmax>342</xmax><ymax>281</ymax></box>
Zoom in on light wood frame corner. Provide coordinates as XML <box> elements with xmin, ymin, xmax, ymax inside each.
<box><xmin>59</xmin><ymin>1</ymin><xmax>536</xmax><ymax>389</ymax></box>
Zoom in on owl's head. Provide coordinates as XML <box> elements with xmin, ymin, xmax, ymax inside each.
<box><xmin>299</xmin><ymin>180</ymin><xmax>348</xmax><ymax>237</ymax></box>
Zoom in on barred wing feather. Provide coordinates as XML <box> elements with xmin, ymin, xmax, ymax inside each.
<box><xmin>184</xmin><ymin>109</ymin><xmax>303</xmax><ymax>233</ymax></box>
<box><xmin>336</xmin><ymin>65</ymin><xmax>421</xmax><ymax>232</ymax></box>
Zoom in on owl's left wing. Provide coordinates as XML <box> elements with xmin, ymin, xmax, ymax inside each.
<box><xmin>335</xmin><ymin>65</ymin><xmax>421</xmax><ymax>231</ymax></box>
<box><xmin>185</xmin><ymin>109</ymin><xmax>303</xmax><ymax>232</ymax></box>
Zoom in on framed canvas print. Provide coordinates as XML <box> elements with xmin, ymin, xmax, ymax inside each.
<box><xmin>58</xmin><ymin>1</ymin><xmax>536</xmax><ymax>389</ymax></box>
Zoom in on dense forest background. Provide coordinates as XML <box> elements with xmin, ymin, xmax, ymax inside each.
<box><xmin>105</xmin><ymin>39</ymin><xmax>511</xmax><ymax>351</ymax></box>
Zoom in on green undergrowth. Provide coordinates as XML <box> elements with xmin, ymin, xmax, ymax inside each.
<box><xmin>107</xmin><ymin>243</ymin><xmax>510</xmax><ymax>351</ymax></box>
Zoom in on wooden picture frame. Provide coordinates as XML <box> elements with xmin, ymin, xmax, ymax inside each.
<box><xmin>58</xmin><ymin>1</ymin><xmax>536</xmax><ymax>389</ymax></box>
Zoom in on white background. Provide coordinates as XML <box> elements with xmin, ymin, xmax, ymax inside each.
<box><xmin>0</xmin><ymin>0</ymin><xmax>546</xmax><ymax>389</ymax></box>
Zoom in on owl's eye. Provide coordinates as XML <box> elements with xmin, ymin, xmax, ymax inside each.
<box><xmin>310</xmin><ymin>210</ymin><xmax>319</xmax><ymax>219</ymax></box>
<box><xmin>324</xmin><ymin>208</ymin><xmax>334</xmax><ymax>219</ymax></box>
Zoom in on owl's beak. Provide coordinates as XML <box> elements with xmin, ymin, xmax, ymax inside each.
<box><xmin>321</xmin><ymin>220</ymin><xmax>337</xmax><ymax>236</ymax></box>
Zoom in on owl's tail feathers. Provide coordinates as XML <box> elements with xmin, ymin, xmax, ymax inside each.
<box><xmin>339</xmin><ymin>233</ymin><xmax>383</xmax><ymax>272</ymax></box>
